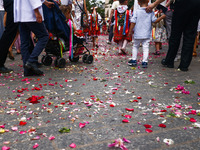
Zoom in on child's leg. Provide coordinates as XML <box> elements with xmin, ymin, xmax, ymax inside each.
<box><xmin>95</xmin><ymin>36</ymin><xmax>98</xmax><ymax>46</ymax></box>
<box><xmin>142</xmin><ymin>39</ymin><xmax>150</xmax><ymax>62</ymax></box>
<box><xmin>122</xmin><ymin>39</ymin><xmax>128</xmax><ymax>50</ymax></box>
<box><xmin>193</xmin><ymin>33</ymin><xmax>198</xmax><ymax>56</ymax></box>
<box><xmin>118</xmin><ymin>40</ymin><xmax>123</xmax><ymax>53</ymax></box>
<box><xmin>132</xmin><ymin>39</ymin><xmax>141</xmax><ymax>60</ymax></box>
<box><xmin>155</xmin><ymin>42</ymin><xmax>160</xmax><ymax>51</ymax></box>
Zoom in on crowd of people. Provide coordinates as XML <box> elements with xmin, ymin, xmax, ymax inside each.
<box><xmin>0</xmin><ymin>0</ymin><xmax>200</xmax><ymax>76</ymax></box>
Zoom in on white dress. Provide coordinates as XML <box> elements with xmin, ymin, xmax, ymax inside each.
<box><xmin>14</xmin><ymin>0</ymin><xmax>45</xmax><ymax>23</ymax></box>
<box><xmin>74</xmin><ymin>0</ymin><xmax>84</xmax><ymax>30</ymax></box>
<box><xmin>198</xmin><ymin>20</ymin><xmax>200</xmax><ymax>32</ymax></box>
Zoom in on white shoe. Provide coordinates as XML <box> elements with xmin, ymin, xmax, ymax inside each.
<box><xmin>174</xmin><ymin>55</ymin><xmax>181</xmax><ymax>62</ymax></box>
<box><xmin>107</xmin><ymin>41</ymin><xmax>111</xmax><ymax>44</ymax></box>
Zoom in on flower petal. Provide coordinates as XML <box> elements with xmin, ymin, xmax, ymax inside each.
<box><xmin>122</xmin><ymin>119</ymin><xmax>130</xmax><ymax>123</ymax></box>
<box><xmin>144</xmin><ymin>124</ymin><xmax>152</xmax><ymax>128</ymax></box>
<box><xmin>123</xmin><ymin>137</ymin><xmax>131</xmax><ymax>143</ymax></box>
<box><xmin>158</xmin><ymin>124</ymin><xmax>166</xmax><ymax>128</ymax></box>
<box><xmin>145</xmin><ymin>129</ymin><xmax>153</xmax><ymax>133</ymax></box>
<box><xmin>79</xmin><ymin>123</ymin><xmax>86</xmax><ymax>128</ymax></box>
<box><xmin>125</xmin><ymin>108</ymin><xmax>134</xmax><ymax>111</ymax></box>
<box><xmin>124</xmin><ymin>115</ymin><xmax>132</xmax><ymax>119</ymax></box>
<box><xmin>190</xmin><ymin>118</ymin><xmax>197</xmax><ymax>122</ymax></box>
<box><xmin>69</xmin><ymin>143</ymin><xmax>76</xmax><ymax>148</ymax></box>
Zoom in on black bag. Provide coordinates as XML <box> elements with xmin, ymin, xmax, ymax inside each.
<box><xmin>76</xmin><ymin>0</ymin><xmax>88</xmax><ymax>28</ymax></box>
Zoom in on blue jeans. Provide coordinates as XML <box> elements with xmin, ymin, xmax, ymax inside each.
<box><xmin>19</xmin><ymin>22</ymin><xmax>48</xmax><ymax>65</ymax></box>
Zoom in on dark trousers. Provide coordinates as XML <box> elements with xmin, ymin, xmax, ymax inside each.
<box><xmin>0</xmin><ymin>2</ymin><xmax>18</xmax><ymax>67</ymax></box>
<box><xmin>165</xmin><ymin>0</ymin><xmax>200</xmax><ymax>69</ymax></box>
<box><xmin>108</xmin><ymin>25</ymin><xmax>114</xmax><ymax>42</ymax></box>
<box><xmin>19</xmin><ymin>22</ymin><xmax>48</xmax><ymax>74</ymax></box>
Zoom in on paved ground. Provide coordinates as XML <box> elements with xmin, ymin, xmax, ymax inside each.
<box><xmin>0</xmin><ymin>35</ymin><xmax>200</xmax><ymax>150</ymax></box>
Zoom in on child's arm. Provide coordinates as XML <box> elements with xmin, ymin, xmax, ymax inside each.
<box><xmin>128</xmin><ymin>23</ymin><xmax>136</xmax><ymax>36</ymax></box>
<box><xmin>154</xmin><ymin>14</ymin><xmax>166</xmax><ymax>23</ymax></box>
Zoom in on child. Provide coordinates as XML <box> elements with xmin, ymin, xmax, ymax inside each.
<box><xmin>89</xmin><ymin>7</ymin><xmax>102</xmax><ymax>48</ymax></box>
<box><xmin>113</xmin><ymin>0</ymin><xmax>132</xmax><ymax>54</ymax></box>
<box><xmin>193</xmin><ymin>20</ymin><xmax>200</xmax><ymax>56</ymax></box>
<box><xmin>128</xmin><ymin>0</ymin><xmax>165</xmax><ymax>68</ymax></box>
<box><xmin>153</xmin><ymin>9</ymin><xmax>167</xmax><ymax>55</ymax></box>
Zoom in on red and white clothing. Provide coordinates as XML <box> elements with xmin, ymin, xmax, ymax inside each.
<box><xmin>88</xmin><ymin>12</ymin><xmax>102</xmax><ymax>37</ymax></box>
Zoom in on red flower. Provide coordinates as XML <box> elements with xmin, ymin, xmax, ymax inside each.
<box><xmin>19</xmin><ymin>121</ymin><xmax>27</xmax><ymax>126</ymax></box>
<box><xmin>125</xmin><ymin>108</ymin><xmax>134</xmax><ymax>111</ymax></box>
<box><xmin>144</xmin><ymin>124</ymin><xmax>152</xmax><ymax>128</ymax></box>
<box><xmin>122</xmin><ymin>119</ymin><xmax>130</xmax><ymax>123</ymax></box>
<box><xmin>158</xmin><ymin>124</ymin><xmax>166</xmax><ymax>128</ymax></box>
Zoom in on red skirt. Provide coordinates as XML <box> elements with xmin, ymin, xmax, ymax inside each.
<box><xmin>114</xmin><ymin>26</ymin><xmax>132</xmax><ymax>43</ymax></box>
<box><xmin>89</xmin><ymin>26</ymin><xmax>100</xmax><ymax>36</ymax></box>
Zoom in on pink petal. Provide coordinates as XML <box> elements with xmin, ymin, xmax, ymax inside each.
<box><xmin>2</xmin><ymin>146</ymin><xmax>10</xmax><ymax>150</ymax></box>
<box><xmin>108</xmin><ymin>143</ymin><xmax>116</xmax><ymax>147</ymax></box>
<box><xmin>49</xmin><ymin>136</ymin><xmax>55</xmax><ymax>140</ymax></box>
<box><xmin>190</xmin><ymin>118</ymin><xmax>197</xmax><ymax>122</ymax></box>
<box><xmin>69</xmin><ymin>143</ymin><xmax>76</xmax><ymax>148</ymax></box>
<box><xmin>123</xmin><ymin>137</ymin><xmax>131</xmax><ymax>143</ymax></box>
<box><xmin>124</xmin><ymin>115</ymin><xmax>132</xmax><ymax>118</ymax></box>
<box><xmin>33</xmin><ymin>143</ymin><xmax>39</xmax><ymax>149</ymax></box>
<box><xmin>19</xmin><ymin>131</ymin><xmax>26</xmax><ymax>134</ymax></box>
<box><xmin>79</xmin><ymin>123</ymin><xmax>86</xmax><ymax>128</ymax></box>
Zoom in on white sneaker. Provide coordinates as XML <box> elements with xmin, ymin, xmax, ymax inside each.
<box><xmin>107</xmin><ymin>41</ymin><xmax>111</xmax><ymax>44</ymax></box>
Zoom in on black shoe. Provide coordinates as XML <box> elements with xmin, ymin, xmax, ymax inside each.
<box><xmin>178</xmin><ymin>67</ymin><xmax>188</xmax><ymax>71</ymax></box>
<box><xmin>161</xmin><ymin>59</ymin><xmax>174</xmax><ymax>68</ymax></box>
<box><xmin>36</xmin><ymin>62</ymin><xmax>43</xmax><ymax>68</ymax></box>
<box><xmin>25</xmin><ymin>62</ymin><xmax>43</xmax><ymax>75</ymax></box>
<box><xmin>0</xmin><ymin>66</ymin><xmax>13</xmax><ymax>73</ymax></box>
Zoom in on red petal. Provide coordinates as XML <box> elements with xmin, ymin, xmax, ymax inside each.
<box><xmin>19</xmin><ymin>121</ymin><xmax>27</xmax><ymax>126</ymax></box>
<box><xmin>158</xmin><ymin>124</ymin><xmax>166</xmax><ymax>128</ymax></box>
<box><xmin>110</xmin><ymin>104</ymin><xmax>115</xmax><ymax>107</ymax></box>
<box><xmin>144</xmin><ymin>124</ymin><xmax>152</xmax><ymax>128</ymax></box>
<box><xmin>166</xmin><ymin>106</ymin><xmax>172</xmax><ymax>108</ymax></box>
<box><xmin>151</xmin><ymin>98</ymin><xmax>156</xmax><ymax>101</ymax></box>
<box><xmin>122</xmin><ymin>119</ymin><xmax>130</xmax><ymax>123</ymax></box>
<box><xmin>125</xmin><ymin>108</ymin><xmax>134</xmax><ymax>111</ymax></box>
<box><xmin>137</xmin><ymin>96</ymin><xmax>142</xmax><ymax>99</ymax></box>
<box><xmin>133</xmin><ymin>100</ymin><xmax>138</xmax><ymax>102</ymax></box>
<box><xmin>124</xmin><ymin>115</ymin><xmax>132</xmax><ymax>118</ymax></box>
<box><xmin>145</xmin><ymin>129</ymin><xmax>153</xmax><ymax>133</ymax></box>
<box><xmin>160</xmin><ymin>110</ymin><xmax>167</xmax><ymax>112</ymax></box>
<box><xmin>197</xmin><ymin>93</ymin><xmax>200</xmax><ymax>96</ymax></box>
<box><xmin>190</xmin><ymin>118</ymin><xmax>197</xmax><ymax>122</ymax></box>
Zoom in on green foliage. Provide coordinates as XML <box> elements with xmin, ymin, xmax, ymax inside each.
<box><xmin>86</xmin><ymin>0</ymin><xmax>105</xmax><ymax>19</ymax></box>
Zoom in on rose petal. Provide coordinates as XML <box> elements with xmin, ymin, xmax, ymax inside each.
<box><xmin>125</xmin><ymin>108</ymin><xmax>134</xmax><ymax>111</ymax></box>
<box><xmin>79</xmin><ymin>123</ymin><xmax>86</xmax><ymax>128</ymax></box>
<box><xmin>190</xmin><ymin>118</ymin><xmax>197</xmax><ymax>122</ymax></box>
<box><xmin>122</xmin><ymin>119</ymin><xmax>130</xmax><ymax>123</ymax></box>
<box><xmin>2</xmin><ymin>146</ymin><xmax>10</xmax><ymax>150</ymax></box>
<box><xmin>145</xmin><ymin>129</ymin><xmax>153</xmax><ymax>133</ymax></box>
<box><xmin>33</xmin><ymin>143</ymin><xmax>39</xmax><ymax>149</ymax></box>
<box><xmin>123</xmin><ymin>137</ymin><xmax>131</xmax><ymax>143</ymax></box>
<box><xmin>49</xmin><ymin>136</ymin><xmax>55</xmax><ymax>140</ymax></box>
<box><xmin>19</xmin><ymin>121</ymin><xmax>27</xmax><ymax>126</ymax></box>
<box><xmin>158</xmin><ymin>124</ymin><xmax>166</xmax><ymax>128</ymax></box>
<box><xmin>124</xmin><ymin>115</ymin><xmax>132</xmax><ymax>118</ymax></box>
<box><xmin>144</xmin><ymin>124</ymin><xmax>152</xmax><ymax>128</ymax></box>
<box><xmin>69</xmin><ymin>143</ymin><xmax>76</xmax><ymax>148</ymax></box>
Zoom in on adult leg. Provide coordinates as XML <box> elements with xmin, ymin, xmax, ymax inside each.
<box><xmin>178</xmin><ymin>15</ymin><xmax>199</xmax><ymax>70</ymax></box>
<box><xmin>164</xmin><ymin>1</ymin><xmax>186</xmax><ymax>67</ymax></box>
<box><xmin>0</xmin><ymin>10</ymin><xmax>18</xmax><ymax>68</ymax></box>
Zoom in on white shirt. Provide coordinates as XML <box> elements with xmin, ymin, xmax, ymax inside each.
<box><xmin>0</xmin><ymin>0</ymin><xmax>4</xmax><ymax>11</ymax></box>
<box><xmin>160</xmin><ymin>0</ymin><xmax>167</xmax><ymax>6</ymax></box>
<box><xmin>14</xmin><ymin>0</ymin><xmax>45</xmax><ymax>22</ymax></box>
<box><xmin>61</xmin><ymin>0</ymin><xmax>72</xmax><ymax>6</ymax></box>
<box><xmin>131</xmin><ymin>7</ymin><xmax>157</xmax><ymax>39</ymax></box>
<box><xmin>111</xmin><ymin>1</ymin><xmax>119</xmax><ymax>10</ymax></box>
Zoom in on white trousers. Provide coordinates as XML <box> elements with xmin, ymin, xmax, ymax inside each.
<box><xmin>132</xmin><ymin>39</ymin><xmax>150</xmax><ymax>63</ymax></box>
